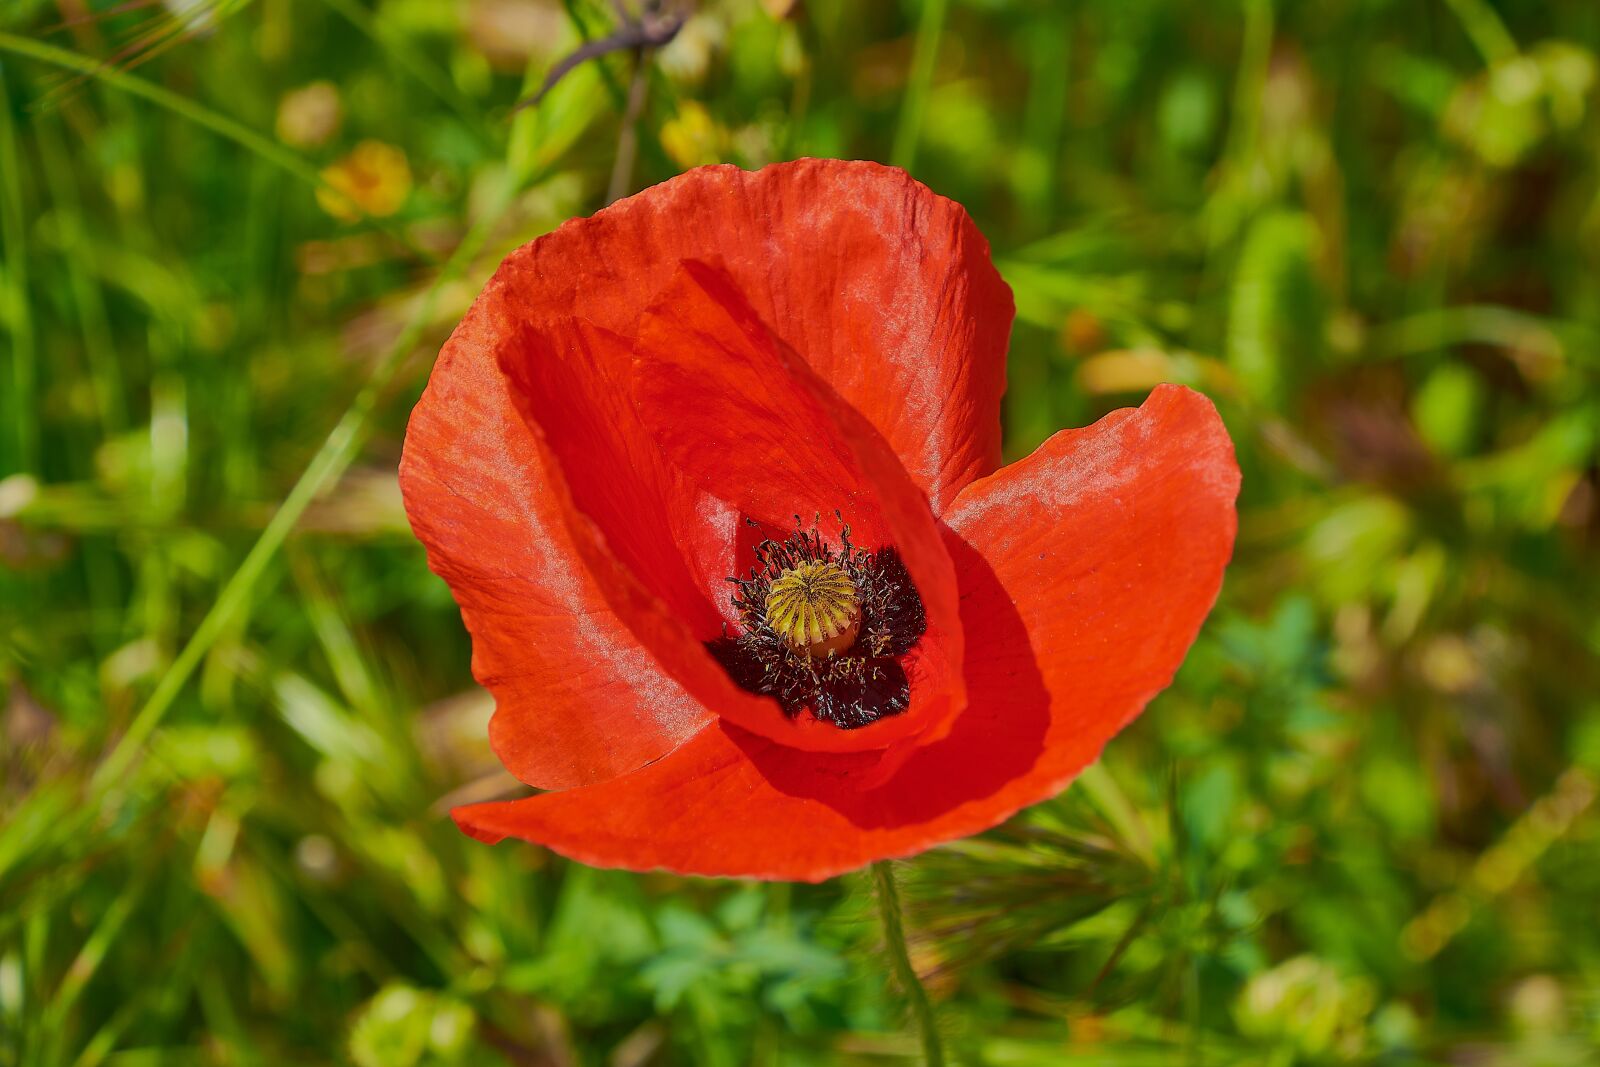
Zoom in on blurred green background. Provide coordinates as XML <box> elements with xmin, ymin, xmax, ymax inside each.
<box><xmin>3</xmin><ymin>0</ymin><xmax>1600</xmax><ymax>1063</ymax></box>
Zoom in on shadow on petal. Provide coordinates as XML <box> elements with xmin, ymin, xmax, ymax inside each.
<box><xmin>731</xmin><ymin>527</ymin><xmax>1049</xmax><ymax>831</ymax></box>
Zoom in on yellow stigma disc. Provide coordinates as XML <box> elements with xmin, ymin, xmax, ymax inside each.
<box><xmin>764</xmin><ymin>561</ymin><xmax>861</xmax><ymax>657</ymax></box>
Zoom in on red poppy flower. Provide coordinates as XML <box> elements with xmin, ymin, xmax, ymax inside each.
<box><xmin>400</xmin><ymin>159</ymin><xmax>1239</xmax><ymax>882</ymax></box>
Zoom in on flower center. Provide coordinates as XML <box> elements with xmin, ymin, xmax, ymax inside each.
<box><xmin>706</xmin><ymin>517</ymin><xmax>926</xmax><ymax>730</ymax></box>
<box><xmin>764</xmin><ymin>561</ymin><xmax>861</xmax><ymax>657</ymax></box>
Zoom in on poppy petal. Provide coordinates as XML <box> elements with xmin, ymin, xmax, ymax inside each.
<box><xmin>427</xmin><ymin>266</ymin><xmax>953</xmax><ymax>770</ymax></box>
<box><xmin>451</xmin><ymin>385</ymin><xmax>1239</xmax><ymax>880</ymax></box>
<box><xmin>489</xmin><ymin>159</ymin><xmax>1013</xmax><ymax>511</ymax></box>
<box><xmin>495</xmin><ymin>317</ymin><xmax>724</xmax><ymax>638</ymax></box>
<box><xmin>399</xmin><ymin>278</ymin><xmax>715</xmax><ymax>791</ymax></box>
<box><xmin>630</xmin><ymin>261</ymin><xmax>968</xmax><ymax>754</ymax></box>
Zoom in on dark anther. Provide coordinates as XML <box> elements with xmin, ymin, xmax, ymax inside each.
<box><xmin>706</xmin><ymin>519</ymin><xmax>927</xmax><ymax>730</ymax></box>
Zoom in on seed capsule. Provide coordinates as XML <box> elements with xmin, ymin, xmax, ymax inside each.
<box><xmin>763</xmin><ymin>561</ymin><xmax>861</xmax><ymax>657</ymax></box>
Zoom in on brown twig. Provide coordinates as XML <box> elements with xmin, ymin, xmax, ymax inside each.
<box><xmin>606</xmin><ymin>48</ymin><xmax>651</xmax><ymax>205</ymax></box>
<box><xmin>513</xmin><ymin>0</ymin><xmax>685</xmax><ymax>113</ymax></box>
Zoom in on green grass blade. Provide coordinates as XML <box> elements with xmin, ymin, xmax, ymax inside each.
<box><xmin>891</xmin><ymin>0</ymin><xmax>948</xmax><ymax>171</ymax></box>
<box><xmin>1443</xmin><ymin>0</ymin><xmax>1519</xmax><ymax>65</ymax></box>
<box><xmin>0</xmin><ymin>33</ymin><xmax>437</xmax><ymax>264</ymax></box>
<box><xmin>0</xmin><ymin>71</ymin><xmax>38</xmax><ymax>475</ymax></box>
<box><xmin>90</xmin><ymin>177</ymin><xmax>517</xmax><ymax>792</ymax></box>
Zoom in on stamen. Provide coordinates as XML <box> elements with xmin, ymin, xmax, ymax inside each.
<box><xmin>709</xmin><ymin>518</ymin><xmax>925</xmax><ymax>729</ymax></box>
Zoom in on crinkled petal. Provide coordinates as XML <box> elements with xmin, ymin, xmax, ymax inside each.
<box><xmin>492</xmin><ymin>159</ymin><xmax>1014</xmax><ymax>512</ymax></box>
<box><xmin>451</xmin><ymin>385</ymin><xmax>1239</xmax><ymax>879</ymax></box>
<box><xmin>405</xmin><ymin>162</ymin><xmax>1007</xmax><ymax>787</ymax></box>
<box><xmin>631</xmin><ymin>261</ymin><xmax>966</xmax><ymax>753</ymax></box>
<box><xmin>399</xmin><ymin>278</ymin><xmax>716</xmax><ymax>790</ymax></box>
<box><xmin>497</xmin><ymin>317</ymin><xmax>725</xmax><ymax>637</ymax></box>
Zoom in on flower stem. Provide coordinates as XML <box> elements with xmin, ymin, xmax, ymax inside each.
<box><xmin>871</xmin><ymin>860</ymin><xmax>945</xmax><ymax>1066</ymax></box>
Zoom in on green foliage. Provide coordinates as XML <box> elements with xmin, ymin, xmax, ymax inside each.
<box><xmin>3</xmin><ymin>0</ymin><xmax>1600</xmax><ymax>1064</ymax></box>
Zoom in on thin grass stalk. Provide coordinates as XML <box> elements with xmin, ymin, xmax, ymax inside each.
<box><xmin>871</xmin><ymin>860</ymin><xmax>945</xmax><ymax>1067</ymax></box>
<box><xmin>0</xmin><ymin>33</ymin><xmax>437</xmax><ymax>264</ymax></box>
<box><xmin>0</xmin><ymin>72</ymin><xmax>38</xmax><ymax>474</ymax></box>
<box><xmin>1442</xmin><ymin>0</ymin><xmax>1519</xmax><ymax>65</ymax></box>
<box><xmin>316</xmin><ymin>0</ymin><xmax>494</xmax><ymax>145</ymax></box>
<box><xmin>890</xmin><ymin>0</ymin><xmax>947</xmax><ymax>172</ymax></box>
<box><xmin>606</xmin><ymin>48</ymin><xmax>650</xmax><ymax>205</ymax></box>
<box><xmin>89</xmin><ymin>178</ymin><xmax>517</xmax><ymax>793</ymax></box>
